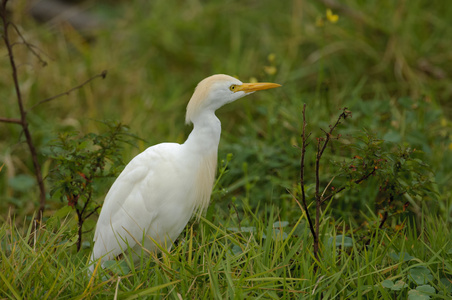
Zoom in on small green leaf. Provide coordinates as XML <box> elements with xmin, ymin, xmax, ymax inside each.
<box><xmin>389</xmin><ymin>252</ymin><xmax>415</xmax><ymax>262</ymax></box>
<box><xmin>272</xmin><ymin>221</ymin><xmax>289</xmax><ymax>228</ymax></box>
<box><xmin>274</xmin><ymin>229</ymin><xmax>288</xmax><ymax>240</ymax></box>
<box><xmin>381</xmin><ymin>279</ymin><xmax>408</xmax><ymax>291</ymax></box>
<box><xmin>408</xmin><ymin>285</ymin><xmax>436</xmax><ymax>300</ymax></box>
<box><xmin>409</xmin><ymin>266</ymin><xmax>433</xmax><ymax>285</ymax></box>
<box><xmin>328</xmin><ymin>235</ymin><xmax>353</xmax><ymax>248</ymax></box>
<box><xmin>104</xmin><ymin>260</ymin><xmax>131</xmax><ymax>275</ymax></box>
<box><xmin>227</xmin><ymin>226</ymin><xmax>256</xmax><ymax>233</ymax></box>
<box><xmin>392</xmin><ymin>280</ymin><xmax>408</xmax><ymax>291</ymax></box>
<box><xmin>416</xmin><ymin>285</ymin><xmax>435</xmax><ymax>294</ymax></box>
<box><xmin>408</xmin><ymin>289</ymin><xmax>430</xmax><ymax>300</ymax></box>
<box><xmin>262</xmin><ymin>229</ymin><xmax>288</xmax><ymax>241</ymax></box>
<box><xmin>381</xmin><ymin>279</ymin><xmax>394</xmax><ymax>288</ymax></box>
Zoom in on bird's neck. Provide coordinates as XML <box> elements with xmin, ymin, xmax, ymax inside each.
<box><xmin>184</xmin><ymin>112</ymin><xmax>221</xmax><ymax>155</ymax></box>
<box><xmin>183</xmin><ymin>112</ymin><xmax>220</xmax><ymax>216</ymax></box>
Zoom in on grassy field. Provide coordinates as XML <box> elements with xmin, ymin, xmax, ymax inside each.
<box><xmin>1</xmin><ymin>0</ymin><xmax>452</xmax><ymax>298</ymax></box>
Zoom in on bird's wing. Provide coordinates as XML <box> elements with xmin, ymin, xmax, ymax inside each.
<box><xmin>92</xmin><ymin>143</ymin><xmax>181</xmax><ymax>263</ymax></box>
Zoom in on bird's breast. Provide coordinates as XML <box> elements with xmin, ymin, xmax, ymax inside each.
<box><xmin>191</xmin><ymin>151</ymin><xmax>217</xmax><ymax>215</ymax></box>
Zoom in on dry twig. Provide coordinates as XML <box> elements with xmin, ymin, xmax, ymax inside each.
<box><xmin>0</xmin><ymin>0</ymin><xmax>107</xmax><ymax>218</ymax></box>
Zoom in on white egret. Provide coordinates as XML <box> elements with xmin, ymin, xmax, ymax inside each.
<box><xmin>89</xmin><ymin>74</ymin><xmax>281</xmax><ymax>272</ymax></box>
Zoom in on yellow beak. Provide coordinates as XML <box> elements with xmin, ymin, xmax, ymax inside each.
<box><xmin>235</xmin><ymin>82</ymin><xmax>282</xmax><ymax>93</ymax></box>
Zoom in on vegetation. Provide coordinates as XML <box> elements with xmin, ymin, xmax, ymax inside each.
<box><xmin>1</xmin><ymin>0</ymin><xmax>451</xmax><ymax>298</ymax></box>
<box><xmin>47</xmin><ymin>121</ymin><xmax>139</xmax><ymax>251</ymax></box>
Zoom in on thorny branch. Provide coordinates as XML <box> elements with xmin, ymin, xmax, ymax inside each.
<box><xmin>320</xmin><ymin>167</ymin><xmax>377</xmax><ymax>205</ymax></box>
<box><xmin>1</xmin><ymin>0</ymin><xmax>47</xmax><ymax>217</ymax></box>
<box><xmin>315</xmin><ymin>108</ymin><xmax>351</xmax><ymax>258</ymax></box>
<box><xmin>299</xmin><ymin>104</ymin><xmax>316</xmax><ymax>242</ymax></box>
<box><xmin>0</xmin><ymin>0</ymin><xmax>107</xmax><ymax>219</ymax></box>
<box><xmin>313</xmin><ymin>108</ymin><xmax>352</xmax><ymax>211</ymax></box>
<box><xmin>299</xmin><ymin>106</ymin><xmax>351</xmax><ymax>261</ymax></box>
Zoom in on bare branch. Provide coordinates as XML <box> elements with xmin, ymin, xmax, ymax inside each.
<box><xmin>313</xmin><ymin>137</ymin><xmax>322</xmax><ymax>259</ymax></box>
<box><xmin>317</xmin><ymin>108</ymin><xmax>350</xmax><ymax>159</ymax></box>
<box><xmin>299</xmin><ymin>104</ymin><xmax>316</xmax><ymax>240</ymax></box>
<box><xmin>84</xmin><ymin>205</ymin><xmax>102</xmax><ymax>219</ymax></box>
<box><xmin>379</xmin><ymin>210</ymin><xmax>389</xmax><ymax>229</ymax></box>
<box><xmin>312</xmin><ymin>108</ymin><xmax>351</xmax><ymax>260</ymax></box>
<box><xmin>1</xmin><ymin>0</ymin><xmax>47</xmax><ymax>217</ymax></box>
<box><xmin>320</xmin><ymin>167</ymin><xmax>377</xmax><ymax>205</ymax></box>
<box><xmin>8</xmin><ymin>22</ymin><xmax>49</xmax><ymax>66</ymax></box>
<box><xmin>0</xmin><ymin>117</ymin><xmax>22</xmax><ymax>124</ymax></box>
<box><xmin>28</xmin><ymin>70</ymin><xmax>107</xmax><ymax>111</ymax></box>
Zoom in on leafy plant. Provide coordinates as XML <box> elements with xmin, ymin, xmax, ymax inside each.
<box><xmin>297</xmin><ymin>104</ymin><xmax>438</xmax><ymax>264</ymax></box>
<box><xmin>381</xmin><ymin>279</ymin><xmax>408</xmax><ymax>291</ymax></box>
<box><xmin>48</xmin><ymin>121</ymin><xmax>138</xmax><ymax>250</ymax></box>
<box><xmin>337</xmin><ymin>133</ymin><xmax>438</xmax><ymax>228</ymax></box>
<box><xmin>297</xmin><ymin>105</ymin><xmax>382</xmax><ymax>260</ymax></box>
<box><xmin>381</xmin><ymin>248</ymin><xmax>452</xmax><ymax>299</ymax></box>
<box><xmin>408</xmin><ymin>285</ymin><xmax>436</xmax><ymax>300</ymax></box>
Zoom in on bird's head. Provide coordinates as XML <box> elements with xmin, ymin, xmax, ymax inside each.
<box><xmin>185</xmin><ymin>74</ymin><xmax>281</xmax><ymax>124</ymax></box>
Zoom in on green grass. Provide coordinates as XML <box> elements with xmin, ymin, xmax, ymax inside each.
<box><xmin>1</xmin><ymin>0</ymin><xmax>452</xmax><ymax>298</ymax></box>
<box><xmin>1</xmin><ymin>208</ymin><xmax>451</xmax><ymax>298</ymax></box>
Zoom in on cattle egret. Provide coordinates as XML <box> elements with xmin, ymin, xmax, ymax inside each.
<box><xmin>89</xmin><ymin>74</ymin><xmax>281</xmax><ymax>272</ymax></box>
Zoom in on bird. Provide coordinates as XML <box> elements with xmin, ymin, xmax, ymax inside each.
<box><xmin>89</xmin><ymin>74</ymin><xmax>281</xmax><ymax>272</ymax></box>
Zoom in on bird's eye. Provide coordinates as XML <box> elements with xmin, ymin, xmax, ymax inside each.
<box><xmin>229</xmin><ymin>84</ymin><xmax>237</xmax><ymax>91</ymax></box>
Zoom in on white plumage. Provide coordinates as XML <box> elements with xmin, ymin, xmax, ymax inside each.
<box><xmin>90</xmin><ymin>74</ymin><xmax>280</xmax><ymax>272</ymax></box>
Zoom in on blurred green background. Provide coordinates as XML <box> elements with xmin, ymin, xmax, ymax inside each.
<box><xmin>1</xmin><ymin>0</ymin><xmax>451</xmax><ymax>224</ymax></box>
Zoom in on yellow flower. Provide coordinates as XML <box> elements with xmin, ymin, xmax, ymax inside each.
<box><xmin>326</xmin><ymin>9</ymin><xmax>339</xmax><ymax>23</ymax></box>
<box><xmin>267</xmin><ymin>53</ymin><xmax>276</xmax><ymax>63</ymax></box>
<box><xmin>264</xmin><ymin>66</ymin><xmax>277</xmax><ymax>75</ymax></box>
<box><xmin>449</xmin><ymin>143</ymin><xmax>452</xmax><ymax>151</ymax></box>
